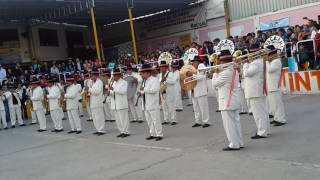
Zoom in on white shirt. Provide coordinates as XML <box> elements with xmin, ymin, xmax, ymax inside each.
<box><xmin>0</xmin><ymin>68</ymin><xmax>7</xmax><ymax>79</ymax></box>
<box><xmin>47</xmin><ymin>85</ymin><xmax>61</xmax><ymax>110</ymax></box>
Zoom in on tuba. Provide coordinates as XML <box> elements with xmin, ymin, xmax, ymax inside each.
<box><xmin>158</xmin><ymin>52</ymin><xmax>173</xmax><ymax>95</ymax></box>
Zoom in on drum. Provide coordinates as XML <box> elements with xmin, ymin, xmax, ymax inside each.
<box><xmin>125</xmin><ymin>76</ymin><xmax>137</xmax><ymax>99</ymax></box>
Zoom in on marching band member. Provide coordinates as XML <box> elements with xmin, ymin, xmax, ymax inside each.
<box><xmin>159</xmin><ymin>60</ymin><xmax>177</xmax><ymax>125</ymax></box>
<box><xmin>212</xmin><ymin>50</ymin><xmax>244</xmax><ymax>151</ymax></box>
<box><xmin>64</xmin><ymin>76</ymin><xmax>82</xmax><ymax>134</ymax></box>
<box><xmin>108</xmin><ymin>68</ymin><xmax>130</xmax><ymax>137</ymax></box>
<box><xmin>26</xmin><ymin>85</ymin><xmax>37</xmax><ymax>125</ymax></box>
<box><xmin>30</xmin><ymin>79</ymin><xmax>47</xmax><ymax>132</ymax></box>
<box><xmin>125</xmin><ymin>65</ymin><xmax>143</xmax><ymax>123</ymax></box>
<box><xmin>87</xmin><ymin>70</ymin><xmax>105</xmax><ymax>135</ymax></box>
<box><xmin>100</xmin><ymin>69</ymin><xmax>114</xmax><ymax>122</ymax></box>
<box><xmin>0</xmin><ymin>87</ymin><xmax>8</xmax><ymax>130</ymax></box>
<box><xmin>83</xmin><ymin>73</ymin><xmax>93</xmax><ymax>122</ymax></box>
<box><xmin>74</xmin><ymin>72</ymin><xmax>84</xmax><ymax>117</ymax></box>
<box><xmin>172</xmin><ymin>61</ymin><xmax>184</xmax><ymax>111</ymax></box>
<box><xmin>138</xmin><ymin>64</ymin><xmax>163</xmax><ymax>141</ymax></box>
<box><xmin>243</xmin><ymin>46</ymin><xmax>270</xmax><ymax>139</ymax></box>
<box><xmin>46</xmin><ymin>77</ymin><xmax>64</xmax><ymax>132</ymax></box>
<box><xmin>4</xmin><ymin>85</ymin><xmax>25</xmax><ymax>128</ymax></box>
<box><xmin>266</xmin><ymin>45</ymin><xmax>287</xmax><ymax>126</ymax></box>
<box><xmin>187</xmin><ymin>56</ymin><xmax>211</xmax><ymax>128</ymax></box>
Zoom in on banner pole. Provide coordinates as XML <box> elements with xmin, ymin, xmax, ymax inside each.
<box><xmin>90</xmin><ymin>5</ymin><xmax>101</xmax><ymax>64</ymax></box>
<box><xmin>128</xmin><ymin>7</ymin><xmax>139</xmax><ymax>64</ymax></box>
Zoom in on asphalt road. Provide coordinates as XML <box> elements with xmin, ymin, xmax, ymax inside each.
<box><xmin>0</xmin><ymin>95</ymin><xmax>320</xmax><ymax>180</ymax></box>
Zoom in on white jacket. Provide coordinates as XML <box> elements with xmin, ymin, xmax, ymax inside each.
<box><xmin>89</xmin><ymin>78</ymin><xmax>104</xmax><ymax>109</ymax></box>
<box><xmin>4</xmin><ymin>91</ymin><xmax>21</xmax><ymax>108</ymax></box>
<box><xmin>243</xmin><ymin>58</ymin><xmax>265</xmax><ymax>99</ymax></box>
<box><xmin>212</xmin><ymin>65</ymin><xmax>241</xmax><ymax>111</ymax></box>
<box><xmin>110</xmin><ymin>79</ymin><xmax>128</xmax><ymax>110</ymax></box>
<box><xmin>172</xmin><ymin>70</ymin><xmax>182</xmax><ymax>95</ymax></box>
<box><xmin>162</xmin><ymin>71</ymin><xmax>176</xmax><ymax>102</ymax></box>
<box><xmin>141</xmin><ymin>76</ymin><xmax>160</xmax><ymax>111</ymax></box>
<box><xmin>47</xmin><ymin>85</ymin><xmax>61</xmax><ymax>110</ymax></box>
<box><xmin>76</xmin><ymin>84</ymin><xmax>82</xmax><ymax>100</ymax></box>
<box><xmin>31</xmin><ymin>86</ymin><xmax>44</xmax><ymax>111</ymax></box>
<box><xmin>267</xmin><ymin>58</ymin><xmax>282</xmax><ymax>92</ymax></box>
<box><xmin>0</xmin><ymin>95</ymin><xmax>6</xmax><ymax>110</ymax></box>
<box><xmin>192</xmin><ymin>64</ymin><xmax>208</xmax><ymax>98</ymax></box>
<box><xmin>64</xmin><ymin>84</ymin><xmax>79</xmax><ymax>110</ymax></box>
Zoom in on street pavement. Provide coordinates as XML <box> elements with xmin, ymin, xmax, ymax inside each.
<box><xmin>0</xmin><ymin>95</ymin><xmax>320</xmax><ymax>180</ymax></box>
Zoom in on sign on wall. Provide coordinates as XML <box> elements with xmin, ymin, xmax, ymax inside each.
<box><xmin>260</xmin><ymin>18</ymin><xmax>289</xmax><ymax>31</ymax></box>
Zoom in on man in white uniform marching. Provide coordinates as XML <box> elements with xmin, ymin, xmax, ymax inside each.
<box><xmin>100</xmin><ymin>70</ymin><xmax>114</xmax><ymax>122</ymax></box>
<box><xmin>159</xmin><ymin>60</ymin><xmax>177</xmax><ymax>125</ymax></box>
<box><xmin>266</xmin><ymin>45</ymin><xmax>286</xmax><ymax>127</ymax></box>
<box><xmin>172</xmin><ymin>62</ymin><xmax>183</xmax><ymax>111</ymax></box>
<box><xmin>187</xmin><ymin>56</ymin><xmax>211</xmax><ymax>128</ymax></box>
<box><xmin>138</xmin><ymin>64</ymin><xmax>163</xmax><ymax>141</ymax></box>
<box><xmin>108</xmin><ymin>68</ymin><xmax>130</xmax><ymax>137</ymax></box>
<box><xmin>212</xmin><ymin>50</ymin><xmax>244</xmax><ymax>151</ymax></box>
<box><xmin>30</xmin><ymin>79</ymin><xmax>47</xmax><ymax>132</ymax></box>
<box><xmin>64</xmin><ymin>76</ymin><xmax>82</xmax><ymax>134</ymax></box>
<box><xmin>4</xmin><ymin>85</ymin><xmax>25</xmax><ymax>128</ymax></box>
<box><xmin>46</xmin><ymin>77</ymin><xmax>64</xmax><ymax>132</ymax></box>
<box><xmin>87</xmin><ymin>71</ymin><xmax>105</xmax><ymax>136</ymax></box>
<box><xmin>0</xmin><ymin>87</ymin><xmax>7</xmax><ymax>130</ymax></box>
<box><xmin>243</xmin><ymin>47</ymin><xmax>270</xmax><ymax>139</ymax></box>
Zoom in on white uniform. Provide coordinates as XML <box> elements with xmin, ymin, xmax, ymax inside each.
<box><xmin>267</xmin><ymin>58</ymin><xmax>286</xmax><ymax>123</ymax></box>
<box><xmin>173</xmin><ymin>70</ymin><xmax>183</xmax><ymax>110</ymax></box>
<box><xmin>212</xmin><ymin>65</ymin><xmax>244</xmax><ymax>148</ymax></box>
<box><xmin>76</xmin><ymin>83</ymin><xmax>84</xmax><ymax>116</ymax></box>
<box><xmin>65</xmin><ymin>84</ymin><xmax>82</xmax><ymax>131</ymax></box>
<box><xmin>31</xmin><ymin>86</ymin><xmax>46</xmax><ymax>130</ymax></box>
<box><xmin>85</xmin><ymin>79</ymin><xmax>93</xmax><ymax>120</ymax></box>
<box><xmin>141</xmin><ymin>76</ymin><xmax>163</xmax><ymax>137</ymax></box>
<box><xmin>47</xmin><ymin>85</ymin><xmax>63</xmax><ymax>130</ymax></box>
<box><xmin>27</xmin><ymin>88</ymin><xmax>37</xmax><ymax>124</ymax></box>
<box><xmin>56</xmin><ymin>83</ymin><xmax>65</xmax><ymax>120</ymax></box>
<box><xmin>110</xmin><ymin>78</ymin><xmax>130</xmax><ymax>134</ymax></box>
<box><xmin>192</xmin><ymin>63</ymin><xmax>210</xmax><ymax>125</ymax></box>
<box><xmin>126</xmin><ymin>72</ymin><xmax>144</xmax><ymax>122</ymax></box>
<box><xmin>0</xmin><ymin>95</ymin><xmax>7</xmax><ymax>128</ymax></box>
<box><xmin>4</xmin><ymin>91</ymin><xmax>24</xmax><ymax>126</ymax></box>
<box><xmin>89</xmin><ymin>78</ymin><xmax>105</xmax><ymax>133</ymax></box>
<box><xmin>243</xmin><ymin>58</ymin><xmax>270</xmax><ymax>137</ymax></box>
<box><xmin>160</xmin><ymin>71</ymin><xmax>177</xmax><ymax>123</ymax></box>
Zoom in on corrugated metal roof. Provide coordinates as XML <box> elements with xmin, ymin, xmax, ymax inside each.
<box><xmin>229</xmin><ymin>0</ymin><xmax>320</xmax><ymax>20</ymax></box>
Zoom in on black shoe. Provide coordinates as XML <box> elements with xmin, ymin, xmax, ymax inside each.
<box><xmin>87</xmin><ymin>119</ymin><xmax>93</xmax><ymax>122</ymax></box>
<box><xmin>93</xmin><ymin>132</ymin><xmax>99</xmax><ymax>135</ymax></box>
<box><xmin>110</xmin><ymin>120</ymin><xmax>115</xmax><ymax>122</ymax></box>
<box><xmin>62</xmin><ymin>118</ymin><xmax>66</xmax><ymax>120</ymax></box>
<box><xmin>122</xmin><ymin>134</ymin><xmax>130</xmax><ymax>138</ymax></box>
<box><xmin>80</xmin><ymin>115</ymin><xmax>84</xmax><ymax>117</ymax></box>
<box><xmin>20</xmin><ymin>124</ymin><xmax>26</xmax><ymax>127</ymax></box>
<box><xmin>97</xmin><ymin>132</ymin><xmax>105</xmax><ymax>136</ymax></box>
<box><xmin>51</xmin><ymin>129</ymin><xmax>58</xmax><ymax>132</ymax></box>
<box><xmin>171</xmin><ymin>122</ymin><xmax>177</xmax><ymax>125</ymax></box>
<box><xmin>76</xmin><ymin>131</ymin><xmax>82</xmax><ymax>134</ymax></box>
<box><xmin>176</xmin><ymin>109</ymin><xmax>183</xmax><ymax>112</ymax></box>
<box><xmin>192</xmin><ymin>123</ymin><xmax>202</xmax><ymax>128</ymax></box>
<box><xmin>249</xmin><ymin>112</ymin><xmax>253</xmax><ymax>116</ymax></box>
<box><xmin>146</xmin><ymin>136</ymin><xmax>155</xmax><ymax>140</ymax></box>
<box><xmin>68</xmin><ymin>130</ymin><xmax>76</xmax><ymax>134</ymax></box>
<box><xmin>202</xmin><ymin>124</ymin><xmax>211</xmax><ymax>128</ymax></box>
<box><xmin>56</xmin><ymin>129</ymin><xmax>64</xmax><ymax>133</ymax></box>
<box><xmin>251</xmin><ymin>135</ymin><xmax>267</xmax><ymax>139</ymax></box>
<box><xmin>37</xmin><ymin>129</ymin><xmax>47</xmax><ymax>132</ymax></box>
<box><xmin>162</xmin><ymin>122</ymin><xmax>170</xmax><ymax>125</ymax></box>
<box><xmin>4</xmin><ymin>127</ymin><xmax>8</xmax><ymax>130</ymax></box>
<box><xmin>11</xmin><ymin>125</ymin><xmax>15</xmax><ymax>128</ymax></box>
<box><xmin>216</xmin><ymin>110</ymin><xmax>221</xmax><ymax>112</ymax></box>
<box><xmin>269</xmin><ymin>114</ymin><xmax>274</xmax><ymax>119</ymax></box>
<box><xmin>137</xmin><ymin>120</ymin><xmax>143</xmax><ymax>123</ymax></box>
<box><xmin>187</xmin><ymin>104</ymin><xmax>192</xmax><ymax>106</ymax></box>
<box><xmin>222</xmin><ymin>147</ymin><xmax>240</xmax><ymax>151</ymax></box>
<box><xmin>270</xmin><ymin>121</ymin><xmax>277</xmax><ymax>124</ymax></box>
<box><xmin>117</xmin><ymin>133</ymin><xmax>124</xmax><ymax>137</ymax></box>
<box><xmin>239</xmin><ymin>112</ymin><xmax>248</xmax><ymax>115</ymax></box>
<box><xmin>155</xmin><ymin>137</ymin><xmax>163</xmax><ymax>141</ymax></box>
<box><xmin>131</xmin><ymin>120</ymin><xmax>137</xmax><ymax>123</ymax></box>
<box><xmin>274</xmin><ymin>122</ymin><xmax>286</xmax><ymax>127</ymax></box>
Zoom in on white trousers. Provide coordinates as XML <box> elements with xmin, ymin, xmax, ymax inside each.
<box><xmin>188</xmin><ymin>91</ymin><xmax>193</xmax><ymax>105</ymax></box>
<box><xmin>128</xmin><ymin>97</ymin><xmax>143</xmax><ymax>121</ymax></box>
<box><xmin>10</xmin><ymin>106</ymin><xmax>23</xmax><ymax>125</ymax></box>
<box><xmin>0</xmin><ymin>110</ymin><xmax>7</xmax><ymax>128</ymax></box>
<box><xmin>192</xmin><ymin>96</ymin><xmax>210</xmax><ymax>124</ymax></box>
<box><xmin>221</xmin><ymin>110</ymin><xmax>244</xmax><ymax>148</ymax></box>
<box><xmin>67</xmin><ymin>109</ymin><xmax>81</xmax><ymax>131</ymax></box>
<box><xmin>103</xmin><ymin>103</ymin><xmax>113</xmax><ymax>120</ymax></box>
<box><xmin>31</xmin><ymin>111</ymin><xmax>37</xmax><ymax>123</ymax></box>
<box><xmin>91</xmin><ymin>107</ymin><xmax>105</xmax><ymax>133</ymax></box>
<box><xmin>35</xmin><ymin>109</ymin><xmax>46</xmax><ymax>130</ymax></box>
<box><xmin>86</xmin><ymin>104</ymin><xmax>92</xmax><ymax>119</ymax></box>
<box><xmin>115</xmin><ymin>109</ymin><xmax>130</xmax><ymax>134</ymax></box>
<box><xmin>51</xmin><ymin>109</ymin><xmax>63</xmax><ymax>130</ymax></box>
<box><xmin>268</xmin><ymin>91</ymin><xmax>286</xmax><ymax>123</ymax></box>
<box><xmin>161</xmin><ymin>94</ymin><xmax>176</xmax><ymax>122</ymax></box>
<box><xmin>175</xmin><ymin>90</ymin><xmax>183</xmax><ymax>110</ymax></box>
<box><xmin>239</xmin><ymin>89</ymin><xmax>248</xmax><ymax>113</ymax></box>
<box><xmin>78</xmin><ymin>101</ymin><xmax>84</xmax><ymax>116</ymax></box>
<box><xmin>249</xmin><ymin>97</ymin><xmax>270</xmax><ymax>137</ymax></box>
<box><xmin>145</xmin><ymin>109</ymin><xmax>163</xmax><ymax>137</ymax></box>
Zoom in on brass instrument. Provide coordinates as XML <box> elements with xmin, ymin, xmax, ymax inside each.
<box><xmin>135</xmin><ymin>79</ymin><xmax>145</xmax><ymax>106</ymax></box>
<box><xmin>180</xmin><ymin>64</ymin><xmax>197</xmax><ymax>91</ymax></box>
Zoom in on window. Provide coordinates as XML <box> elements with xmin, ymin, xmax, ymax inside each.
<box><xmin>38</xmin><ymin>28</ymin><xmax>59</xmax><ymax>46</ymax></box>
<box><xmin>0</xmin><ymin>29</ymin><xmax>19</xmax><ymax>48</ymax></box>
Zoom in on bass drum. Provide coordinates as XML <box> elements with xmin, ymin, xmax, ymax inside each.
<box><xmin>124</xmin><ymin>76</ymin><xmax>137</xmax><ymax>99</ymax></box>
